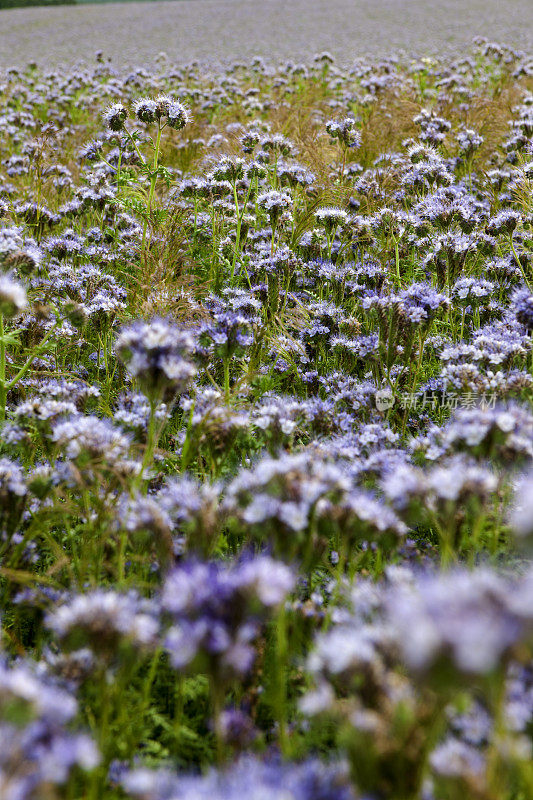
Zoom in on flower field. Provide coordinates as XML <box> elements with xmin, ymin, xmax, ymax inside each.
<box><xmin>1</xmin><ymin>38</ymin><xmax>533</xmax><ymax>799</ymax></box>
<box><xmin>1</xmin><ymin>0</ymin><xmax>533</xmax><ymax>72</ymax></box>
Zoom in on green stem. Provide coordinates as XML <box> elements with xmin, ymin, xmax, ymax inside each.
<box><xmin>134</xmin><ymin>398</ymin><xmax>159</xmax><ymax>492</ymax></box>
<box><xmin>230</xmin><ymin>183</ymin><xmax>241</xmax><ymax>282</ymax></box>
<box><xmin>180</xmin><ymin>400</ymin><xmax>196</xmax><ymax>472</ymax></box>
<box><xmin>211</xmin><ymin>677</ymin><xmax>225</xmax><ymax>765</ymax></box>
<box><xmin>274</xmin><ymin>603</ymin><xmax>290</xmax><ymax>758</ymax></box>
<box><xmin>223</xmin><ymin>360</ymin><xmax>231</xmax><ymax>403</ymax></box>
<box><xmin>123</xmin><ymin>127</ymin><xmax>148</xmax><ymax>167</ymax></box>
<box><xmin>271</xmin><ymin>222</ymin><xmax>277</xmax><ymax>256</ymax></box>
<box><xmin>231</xmin><ymin>179</ymin><xmax>254</xmax><ymax>284</ymax></box>
<box><xmin>118</xmin><ymin>529</ymin><xmax>128</xmax><ymax>585</ymax></box>
<box><xmin>116</xmin><ymin>145</ymin><xmax>122</xmax><ymax>187</ymax></box>
<box><xmin>326</xmin><ymin>229</ymin><xmax>333</xmax><ymax>260</ymax></box>
<box><xmin>510</xmin><ymin>233</ymin><xmax>530</xmax><ymax>289</ymax></box>
<box><xmin>0</xmin><ymin>313</ymin><xmax>5</xmax><ymax>424</ymax></box>
<box><xmin>486</xmin><ymin>670</ymin><xmax>508</xmax><ymax>797</ymax></box>
<box><xmin>137</xmin><ymin>648</ymin><xmax>161</xmax><ymax>736</ymax></box>
<box><xmin>340</xmin><ymin>147</ymin><xmax>346</xmax><ymax>182</ymax></box>
<box><xmin>392</xmin><ymin>235</ymin><xmax>401</xmax><ymax>285</ymax></box>
<box><xmin>280</xmin><ymin>269</ymin><xmax>292</xmax><ymax>318</ymax></box>
<box><xmin>90</xmin><ymin>670</ymin><xmax>111</xmax><ymax>799</ymax></box>
<box><xmin>173</xmin><ymin>675</ymin><xmax>184</xmax><ymax>749</ymax></box>
<box><xmin>141</xmin><ymin>121</ymin><xmax>163</xmax><ymax>263</ymax></box>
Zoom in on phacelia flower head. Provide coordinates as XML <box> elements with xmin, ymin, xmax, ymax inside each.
<box><xmin>166</xmin><ymin>100</ymin><xmax>192</xmax><ymax>130</ymax></box>
<box><xmin>514</xmin><ymin>286</ymin><xmax>533</xmax><ymax>331</ymax></box>
<box><xmin>115</xmin><ymin>318</ymin><xmax>197</xmax><ymax>402</ymax></box>
<box><xmin>46</xmin><ymin>589</ymin><xmax>159</xmax><ymax>657</ymax></box>
<box><xmin>326</xmin><ymin>117</ymin><xmax>361</xmax><ymax>148</ymax></box>
<box><xmin>133</xmin><ymin>97</ymin><xmax>158</xmax><ymax>124</ymax></box>
<box><xmin>103</xmin><ymin>102</ymin><xmax>128</xmax><ymax>132</ymax></box>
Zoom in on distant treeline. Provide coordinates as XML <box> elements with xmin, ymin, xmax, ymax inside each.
<box><xmin>0</xmin><ymin>0</ymin><xmax>76</xmax><ymax>7</ymax></box>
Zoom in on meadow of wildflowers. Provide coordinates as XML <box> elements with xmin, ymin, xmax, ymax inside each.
<box><xmin>1</xmin><ymin>36</ymin><xmax>533</xmax><ymax>800</ymax></box>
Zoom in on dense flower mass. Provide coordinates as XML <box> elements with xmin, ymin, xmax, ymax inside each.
<box><xmin>120</xmin><ymin>755</ymin><xmax>355</xmax><ymax>800</ymax></box>
<box><xmin>161</xmin><ymin>557</ymin><xmax>294</xmax><ymax>678</ymax></box>
<box><xmin>0</xmin><ymin>37</ymin><xmax>533</xmax><ymax>800</ymax></box>
<box><xmin>0</xmin><ymin>658</ymin><xmax>99</xmax><ymax>798</ymax></box>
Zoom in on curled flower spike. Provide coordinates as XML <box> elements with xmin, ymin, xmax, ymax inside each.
<box><xmin>103</xmin><ymin>102</ymin><xmax>128</xmax><ymax>132</ymax></box>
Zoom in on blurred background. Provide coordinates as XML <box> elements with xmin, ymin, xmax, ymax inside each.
<box><xmin>0</xmin><ymin>0</ymin><xmax>532</xmax><ymax>70</ymax></box>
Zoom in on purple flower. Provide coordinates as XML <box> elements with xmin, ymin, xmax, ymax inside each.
<box><xmin>116</xmin><ymin>319</ymin><xmax>197</xmax><ymax>401</ymax></box>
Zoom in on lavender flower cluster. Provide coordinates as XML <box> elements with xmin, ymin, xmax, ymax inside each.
<box><xmin>0</xmin><ymin>37</ymin><xmax>532</xmax><ymax>800</ymax></box>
